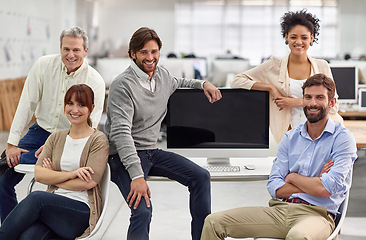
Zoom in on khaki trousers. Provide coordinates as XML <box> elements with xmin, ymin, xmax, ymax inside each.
<box><xmin>201</xmin><ymin>199</ymin><xmax>335</xmax><ymax>240</ymax></box>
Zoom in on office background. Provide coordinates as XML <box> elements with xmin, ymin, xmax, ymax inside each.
<box><xmin>1</xmin><ymin>0</ymin><xmax>366</xmax><ymax>80</ymax></box>
<box><xmin>0</xmin><ymin>1</ymin><xmax>366</xmax><ymax>239</ymax></box>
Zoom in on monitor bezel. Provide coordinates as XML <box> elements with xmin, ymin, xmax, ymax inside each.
<box><xmin>166</xmin><ymin>88</ymin><xmax>270</xmax><ymax>161</ymax></box>
<box><xmin>329</xmin><ymin>64</ymin><xmax>358</xmax><ymax>104</ymax></box>
<box><xmin>359</xmin><ymin>88</ymin><xmax>366</xmax><ymax>111</ymax></box>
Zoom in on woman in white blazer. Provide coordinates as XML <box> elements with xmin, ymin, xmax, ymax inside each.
<box><xmin>231</xmin><ymin>10</ymin><xmax>343</xmax><ymax>143</ymax></box>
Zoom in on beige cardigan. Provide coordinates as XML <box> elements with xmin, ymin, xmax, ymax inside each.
<box><xmin>36</xmin><ymin>129</ymin><xmax>109</xmax><ymax>239</ymax></box>
<box><xmin>231</xmin><ymin>55</ymin><xmax>343</xmax><ymax>143</ymax></box>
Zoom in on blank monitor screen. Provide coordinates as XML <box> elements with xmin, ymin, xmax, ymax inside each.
<box><xmin>166</xmin><ymin>88</ymin><xmax>269</xmax><ymax>153</ymax></box>
<box><xmin>330</xmin><ymin>66</ymin><xmax>358</xmax><ymax>103</ymax></box>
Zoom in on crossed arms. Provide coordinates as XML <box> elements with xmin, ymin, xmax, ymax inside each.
<box><xmin>275</xmin><ymin>160</ymin><xmax>333</xmax><ymax>199</ymax></box>
<box><xmin>35</xmin><ymin>158</ymin><xmax>97</xmax><ymax>191</ymax></box>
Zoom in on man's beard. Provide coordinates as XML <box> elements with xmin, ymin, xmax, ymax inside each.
<box><xmin>303</xmin><ymin>105</ymin><xmax>328</xmax><ymax>123</ymax></box>
<box><xmin>135</xmin><ymin>58</ymin><xmax>157</xmax><ymax>75</ymax></box>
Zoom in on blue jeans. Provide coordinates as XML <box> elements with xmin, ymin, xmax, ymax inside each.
<box><xmin>0</xmin><ymin>123</ymin><xmax>51</xmax><ymax>222</ymax></box>
<box><xmin>109</xmin><ymin>149</ymin><xmax>211</xmax><ymax>240</ymax></box>
<box><xmin>0</xmin><ymin>191</ymin><xmax>90</xmax><ymax>240</ymax></box>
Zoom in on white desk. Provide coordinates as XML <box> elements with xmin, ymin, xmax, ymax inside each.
<box><xmin>148</xmin><ymin>157</ymin><xmax>275</xmax><ymax>181</ymax></box>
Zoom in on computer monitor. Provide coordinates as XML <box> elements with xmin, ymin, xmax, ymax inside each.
<box><xmin>330</xmin><ymin>60</ymin><xmax>366</xmax><ymax>84</ymax></box>
<box><xmin>330</xmin><ymin>65</ymin><xmax>358</xmax><ymax>104</ymax></box>
<box><xmin>210</xmin><ymin>59</ymin><xmax>251</xmax><ymax>87</ymax></box>
<box><xmin>166</xmin><ymin>88</ymin><xmax>269</xmax><ymax>166</ymax></box>
<box><xmin>359</xmin><ymin>88</ymin><xmax>366</xmax><ymax>111</ymax></box>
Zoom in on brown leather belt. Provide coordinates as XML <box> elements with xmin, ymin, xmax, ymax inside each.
<box><xmin>284</xmin><ymin>198</ymin><xmax>314</xmax><ymax>206</ymax></box>
<box><xmin>284</xmin><ymin>198</ymin><xmax>335</xmax><ymax>219</ymax></box>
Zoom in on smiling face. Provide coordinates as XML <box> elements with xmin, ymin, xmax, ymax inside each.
<box><xmin>130</xmin><ymin>40</ymin><xmax>160</xmax><ymax>78</ymax></box>
<box><xmin>285</xmin><ymin>24</ymin><xmax>314</xmax><ymax>57</ymax></box>
<box><xmin>65</xmin><ymin>94</ymin><xmax>91</xmax><ymax>126</ymax></box>
<box><xmin>303</xmin><ymin>85</ymin><xmax>335</xmax><ymax>124</ymax></box>
<box><xmin>60</xmin><ymin>36</ymin><xmax>88</xmax><ymax>74</ymax></box>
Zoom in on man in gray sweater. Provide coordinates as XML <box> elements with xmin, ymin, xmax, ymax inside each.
<box><xmin>104</xmin><ymin>27</ymin><xmax>221</xmax><ymax>240</ymax></box>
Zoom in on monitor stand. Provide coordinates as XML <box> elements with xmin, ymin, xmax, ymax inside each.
<box><xmin>206</xmin><ymin>157</ymin><xmax>255</xmax><ymax>171</ymax></box>
<box><xmin>206</xmin><ymin>157</ymin><xmax>231</xmax><ymax>166</ymax></box>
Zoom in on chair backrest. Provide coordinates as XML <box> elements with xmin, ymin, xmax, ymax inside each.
<box><xmin>79</xmin><ymin>163</ymin><xmax>111</xmax><ymax>239</ymax></box>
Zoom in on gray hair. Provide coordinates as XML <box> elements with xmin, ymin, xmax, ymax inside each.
<box><xmin>60</xmin><ymin>26</ymin><xmax>88</xmax><ymax>50</ymax></box>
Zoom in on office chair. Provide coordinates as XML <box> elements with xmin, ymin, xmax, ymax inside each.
<box><xmin>14</xmin><ymin>163</ymin><xmax>38</xmax><ymax>194</ymax></box>
<box><xmin>79</xmin><ymin>163</ymin><xmax>111</xmax><ymax>239</ymax></box>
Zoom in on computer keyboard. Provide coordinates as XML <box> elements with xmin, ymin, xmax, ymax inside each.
<box><xmin>203</xmin><ymin>165</ymin><xmax>240</xmax><ymax>172</ymax></box>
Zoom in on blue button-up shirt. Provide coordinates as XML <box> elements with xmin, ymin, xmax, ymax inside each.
<box><xmin>267</xmin><ymin>118</ymin><xmax>357</xmax><ymax>215</ymax></box>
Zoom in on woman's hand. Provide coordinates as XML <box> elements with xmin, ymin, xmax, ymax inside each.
<box><xmin>269</xmin><ymin>85</ymin><xmax>283</xmax><ymax>100</ymax></box>
<box><xmin>274</xmin><ymin>97</ymin><xmax>303</xmax><ymax>110</ymax></box>
<box><xmin>42</xmin><ymin>158</ymin><xmax>54</xmax><ymax>170</ymax></box>
<box><xmin>72</xmin><ymin>167</ymin><xmax>95</xmax><ymax>182</ymax></box>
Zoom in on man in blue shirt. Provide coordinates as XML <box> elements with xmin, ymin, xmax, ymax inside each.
<box><xmin>201</xmin><ymin>73</ymin><xmax>357</xmax><ymax>240</ymax></box>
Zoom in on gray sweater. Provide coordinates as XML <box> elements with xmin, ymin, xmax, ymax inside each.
<box><xmin>104</xmin><ymin>61</ymin><xmax>203</xmax><ymax>179</ymax></box>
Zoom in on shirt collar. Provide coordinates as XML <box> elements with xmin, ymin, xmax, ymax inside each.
<box><xmin>130</xmin><ymin>60</ymin><xmax>155</xmax><ymax>82</ymax></box>
<box><xmin>300</xmin><ymin>117</ymin><xmax>336</xmax><ymax>140</ymax></box>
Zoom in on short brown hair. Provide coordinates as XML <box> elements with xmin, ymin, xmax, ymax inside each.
<box><xmin>64</xmin><ymin>84</ymin><xmax>94</xmax><ymax>127</ymax></box>
<box><xmin>302</xmin><ymin>73</ymin><xmax>335</xmax><ymax>100</ymax></box>
<box><xmin>128</xmin><ymin>27</ymin><xmax>162</xmax><ymax>58</ymax></box>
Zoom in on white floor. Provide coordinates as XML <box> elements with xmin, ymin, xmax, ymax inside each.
<box><xmin>2</xmin><ymin>130</ymin><xmax>366</xmax><ymax>239</ymax></box>
<box><xmin>12</xmin><ymin>175</ymin><xmax>366</xmax><ymax>240</ymax></box>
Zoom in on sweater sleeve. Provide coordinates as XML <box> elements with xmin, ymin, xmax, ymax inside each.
<box><xmin>85</xmin><ymin>132</ymin><xmax>109</xmax><ymax>184</ymax></box>
<box><xmin>107</xmin><ymin>79</ymin><xmax>144</xmax><ymax>179</ymax></box>
<box><xmin>159</xmin><ymin>66</ymin><xmax>203</xmax><ymax>91</ymax></box>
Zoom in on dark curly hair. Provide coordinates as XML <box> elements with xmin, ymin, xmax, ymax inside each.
<box><xmin>280</xmin><ymin>9</ymin><xmax>320</xmax><ymax>43</ymax></box>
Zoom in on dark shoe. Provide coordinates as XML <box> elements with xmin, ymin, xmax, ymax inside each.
<box><xmin>0</xmin><ymin>150</ymin><xmax>10</xmax><ymax>177</ymax></box>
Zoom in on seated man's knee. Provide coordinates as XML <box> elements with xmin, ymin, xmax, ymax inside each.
<box><xmin>195</xmin><ymin>168</ymin><xmax>211</xmax><ymax>184</ymax></box>
<box><xmin>131</xmin><ymin>201</ymin><xmax>153</xmax><ymax>222</ymax></box>
<box><xmin>286</xmin><ymin>229</ymin><xmax>307</xmax><ymax>240</ymax></box>
<box><xmin>287</xmin><ymin>216</ymin><xmax>332</xmax><ymax>240</ymax></box>
<box><xmin>202</xmin><ymin>213</ymin><xmax>226</xmax><ymax>236</ymax></box>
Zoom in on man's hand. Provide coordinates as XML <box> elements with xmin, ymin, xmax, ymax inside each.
<box><xmin>6</xmin><ymin>144</ymin><xmax>29</xmax><ymax>168</ymax></box>
<box><xmin>284</xmin><ymin>171</ymin><xmax>330</xmax><ymax>198</ymax></box>
<box><xmin>35</xmin><ymin>145</ymin><xmax>44</xmax><ymax>158</ymax></box>
<box><xmin>320</xmin><ymin>159</ymin><xmax>334</xmax><ymax>177</ymax></box>
<box><xmin>127</xmin><ymin>177</ymin><xmax>151</xmax><ymax>210</ymax></box>
<box><xmin>284</xmin><ymin>172</ymin><xmax>298</xmax><ymax>184</ymax></box>
<box><xmin>203</xmin><ymin>81</ymin><xmax>222</xmax><ymax>103</ymax></box>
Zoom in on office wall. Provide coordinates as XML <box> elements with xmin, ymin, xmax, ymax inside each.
<box><xmin>93</xmin><ymin>0</ymin><xmax>175</xmax><ymax>57</ymax></box>
<box><xmin>94</xmin><ymin>0</ymin><xmax>366</xmax><ymax>60</ymax></box>
<box><xmin>339</xmin><ymin>0</ymin><xmax>366</xmax><ymax>59</ymax></box>
<box><xmin>1</xmin><ymin>0</ymin><xmax>366</xmax><ymax>80</ymax></box>
<box><xmin>0</xmin><ymin>0</ymin><xmax>77</xmax><ymax>80</ymax></box>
